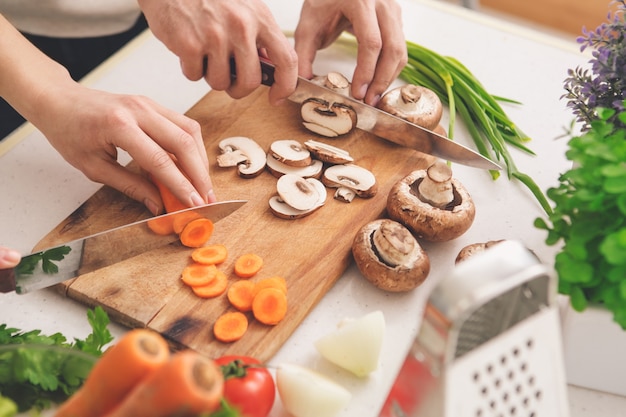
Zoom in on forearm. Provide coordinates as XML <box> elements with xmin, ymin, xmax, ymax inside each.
<box><xmin>0</xmin><ymin>14</ymin><xmax>74</xmax><ymax>126</ymax></box>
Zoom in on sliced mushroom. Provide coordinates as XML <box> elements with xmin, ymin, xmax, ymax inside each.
<box><xmin>455</xmin><ymin>240</ymin><xmax>506</xmax><ymax>264</ymax></box>
<box><xmin>323</xmin><ymin>164</ymin><xmax>377</xmax><ymax>198</ymax></box>
<box><xmin>352</xmin><ymin>219</ymin><xmax>430</xmax><ymax>292</ymax></box>
<box><xmin>266</xmin><ymin>153</ymin><xmax>323</xmax><ymax>179</ymax></box>
<box><xmin>217</xmin><ymin>136</ymin><xmax>266</xmax><ymax>178</ymax></box>
<box><xmin>386</xmin><ymin>162</ymin><xmax>475</xmax><ymax>242</ymax></box>
<box><xmin>311</xmin><ymin>72</ymin><xmax>351</xmax><ymax>96</ymax></box>
<box><xmin>304</xmin><ymin>140</ymin><xmax>354</xmax><ymax>164</ymax></box>
<box><xmin>270</xmin><ymin>139</ymin><xmax>312</xmax><ymax>167</ymax></box>
<box><xmin>270</xmin><ymin>178</ymin><xmax>327</xmax><ymax>219</ymax></box>
<box><xmin>334</xmin><ymin>187</ymin><xmax>356</xmax><ymax>203</ymax></box>
<box><xmin>276</xmin><ymin>173</ymin><xmax>322</xmax><ymax>211</ymax></box>
<box><xmin>377</xmin><ymin>84</ymin><xmax>443</xmax><ymax>131</ymax></box>
<box><xmin>301</xmin><ymin>98</ymin><xmax>357</xmax><ymax>138</ymax></box>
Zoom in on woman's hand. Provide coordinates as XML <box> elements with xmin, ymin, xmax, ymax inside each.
<box><xmin>295</xmin><ymin>0</ymin><xmax>408</xmax><ymax>106</ymax></box>
<box><xmin>139</xmin><ymin>0</ymin><xmax>299</xmax><ymax>105</ymax></box>
<box><xmin>0</xmin><ymin>247</ymin><xmax>20</xmax><ymax>269</ymax></box>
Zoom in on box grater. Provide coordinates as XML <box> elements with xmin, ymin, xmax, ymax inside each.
<box><xmin>380</xmin><ymin>240</ymin><xmax>570</xmax><ymax>417</ymax></box>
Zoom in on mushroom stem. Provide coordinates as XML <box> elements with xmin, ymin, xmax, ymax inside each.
<box><xmin>372</xmin><ymin>221</ymin><xmax>416</xmax><ymax>267</ymax></box>
<box><xmin>417</xmin><ymin>161</ymin><xmax>454</xmax><ymax>209</ymax></box>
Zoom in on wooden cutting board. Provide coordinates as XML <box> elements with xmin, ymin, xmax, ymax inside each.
<box><xmin>35</xmin><ymin>87</ymin><xmax>434</xmax><ymax>362</ymax></box>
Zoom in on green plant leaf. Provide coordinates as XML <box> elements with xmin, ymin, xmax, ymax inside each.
<box><xmin>600</xmin><ymin>229</ymin><xmax>626</xmax><ymax>265</ymax></box>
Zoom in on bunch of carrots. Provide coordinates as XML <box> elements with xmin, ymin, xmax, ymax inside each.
<box><xmin>54</xmin><ymin>329</ymin><xmax>227</xmax><ymax>417</ymax></box>
<box><xmin>148</xmin><ymin>175</ymin><xmax>288</xmax><ymax>344</ymax></box>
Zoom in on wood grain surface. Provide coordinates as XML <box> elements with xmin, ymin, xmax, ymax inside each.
<box><xmin>35</xmin><ymin>87</ymin><xmax>434</xmax><ymax>361</ymax></box>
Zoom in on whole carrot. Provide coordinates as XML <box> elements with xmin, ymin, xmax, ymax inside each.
<box><xmin>54</xmin><ymin>328</ymin><xmax>170</xmax><ymax>417</ymax></box>
<box><xmin>105</xmin><ymin>350</ymin><xmax>224</xmax><ymax>417</ymax></box>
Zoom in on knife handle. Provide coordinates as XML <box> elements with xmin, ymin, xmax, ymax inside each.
<box><xmin>229</xmin><ymin>57</ymin><xmax>276</xmax><ymax>88</ymax></box>
<box><xmin>0</xmin><ymin>268</ymin><xmax>16</xmax><ymax>293</ymax></box>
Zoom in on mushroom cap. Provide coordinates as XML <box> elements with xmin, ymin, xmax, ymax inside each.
<box><xmin>217</xmin><ymin>136</ymin><xmax>266</xmax><ymax>178</ymax></box>
<box><xmin>270</xmin><ymin>139</ymin><xmax>312</xmax><ymax>167</ymax></box>
<box><xmin>301</xmin><ymin>98</ymin><xmax>357</xmax><ymax>137</ymax></box>
<box><xmin>266</xmin><ymin>153</ymin><xmax>323</xmax><ymax>179</ymax></box>
<box><xmin>276</xmin><ymin>173</ymin><xmax>322</xmax><ymax>211</ymax></box>
<box><xmin>311</xmin><ymin>72</ymin><xmax>351</xmax><ymax>96</ymax></box>
<box><xmin>455</xmin><ymin>240</ymin><xmax>506</xmax><ymax>264</ymax></box>
<box><xmin>304</xmin><ymin>140</ymin><xmax>354</xmax><ymax>164</ymax></box>
<box><xmin>322</xmin><ymin>164</ymin><xmax>377</xmax><ymax>198</ymax></box>
<box><xmin>386</xmin><ymin>169</ymin><xmax>475</xmax><ymax>242</ymax></box>
<box><xmin>269</xmin><ymin>178</ymin><xmax>327</xmax><ymax>219</ymax></box>
<box><xmin>352</xmin><ymin>219</ymin><xmax>430</xmax><ymax>292</ymax></box>
<box><xmin>377</xmin><ymin>84</ymin><xmax>443</xmax><ymax>131</ymax></box>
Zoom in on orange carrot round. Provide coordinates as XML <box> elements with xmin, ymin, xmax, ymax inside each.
<box><xmin>172</xmin><ymin>211</ymin><xmax>204</xmax><ymax>235</ymax></box>
<box><xmin>252</xmin><ymin>287</ymin><xmax>288</xmax><ymax>325</ymax></box>
<box><xmin>104</xmin><ymin>350</ymin><xmax>224</xmax><ymax>417</ymax></box>
<box><xmin>227</xmin><ymin>280</ymin><xmax>257</xmax><ymax>312</ymax></box>
<box><xmin>54</xmin><ymin>329</ymin><xmax>170</xmax><ymax>417</ymax></box>
<box><xmin>213</xmin><ymin>311</ymin><xmax>249</xmax><ymax>343</ymax></box>
<box><xmin>192</xmin><ymin>244</ymin><xmax>228</xmax><ymax>265</ymax></box>
<box><xmin>181</xmin><ymin>263</ymin><xmax>218</xmax><ymax>287</ymax></box>
<box><xmin>191</xmin><ymin>270</ymin><xmax>228</xmax><ymax>298</ymax></box>
<box><xmin>180</xmin><ymin>218</ymin><xmax>214</xmax><ymax>248</ymax></box>
<box><xmin>233</xmin><ymin>253</ymin><xmax>263</xmax><ymax>278</ymax></box>
<box><xmin>254</xmin><ymin>276</ymin><xmax>287</xmax><ymax>296</ymax></box>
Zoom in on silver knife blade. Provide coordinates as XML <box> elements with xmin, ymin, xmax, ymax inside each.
<box><xmin>253</xmin><ymin>59</ymin><xmax>501</xmax><ymax>171</ymax></box>
<box><xmin>0</xmin><ymin>200</ymin><xmax>246</xmax><ymax>294</ymax></box>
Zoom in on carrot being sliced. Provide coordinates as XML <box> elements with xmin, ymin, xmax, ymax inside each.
<box><xmin>234</xmin><ymin>253</ymin><xmax>263</xmax><ymax>278</ymax></box>
<box><xmin>104</xmin><ymin>350</ymin><xmax>224</xmax><ymax>417</ymax></box>
<box><xmin>192</xmin><ymin>244</ymin><xmax>228</xmax><ymax>265</ymax></box>
<box><xmin>180</xmin><ymin>217</ymin><xmax>214</xmax><ymax>248</ymax></box>
<box><xmin>213</xmin><ymin>311</ymin><xmax>249</xmax><ymax>343</ymax></box>
<box><xmin>54</xmin><ymin>329</ymin><xmax>170</xmax><ymax>417</ymax></box>
<box><xmin>149</xmin><ymin>172</ymin><xmax>188</xmax><ymax>214</ymax></box>
<box><xmin>254</xmin><ymin>276</ymin><xmax>287</xmax><ymax>297</ymax></box>
<box><xmin>191</xmin><ymin>270</ymin><xmax>228</xmax><ymax>298</ymax></box>
<box><xmin>227</xmin><ymin>280</ymin><xmax>257</xmax><ymax>312</ymax></box>
<box><xmin>181</xmin><ymin>263</ymin><xmax>218</xmax><ymax>287</ymax></box>
<box><xmin>146</xmin><ymin>215</ymin><xmax>176</xmax><ymax>236</ymax></box>
<box><xmin>252</xmin><ymin>287</ymin><xmax>288</xmax><ymax>325</ymax></box>
<box><xmin>172</xmin><ymin>211</ymin><xmax>204</xmax><ymax>235</ymax></box>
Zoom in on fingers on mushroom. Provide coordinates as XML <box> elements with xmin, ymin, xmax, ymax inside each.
<box><xmin>217</xmin><ymin>136</ymin><xmax>266</xmax><ymax>178</ymax></box>
<box><xmin>387</xmin><ymin>161</ymin><xmax>475</xmax><ymax>242</ymax></box>
<box><xmin>352</xmin><ymin>219</ymin><xmax>430</xmax><ymax>292</ymax></box>
<box><xmin>377</xmin><ymin>84</ymin><xmax>444</xmax><ymax>132</ymax></box>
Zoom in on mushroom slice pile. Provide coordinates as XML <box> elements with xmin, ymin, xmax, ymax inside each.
<box><xmin>270</xmin><ymin>176</ymin><xmax>327</xmax><ymax>219</ymax></box>
<box><xmin>352</xmin><ymin>219</ymin><xmax>430</xmax><ymax>292</ymax></box>
<box><xmin>311</xmin><ymin>72</ymin><xmax>351</xmax><ymax>96</ymax></box>
<box><xmin>304</xmin><ymin>140</ymin><xmax>354</xmax><ymax>164</ymax></box>
<box><xmin>387</xmin><ymin>161</ymin><xmax>475</xmax><ymax>242</ymax></box>
<box><xmin>377</xmin><ymin>84</ymin><xmax>443</xmax><ymax>131</ymax></box>
<box><xmin>323</xmin><ymin>164</ymin><xmax>377</xmax><ymax>199</ymax></box>
<box><xmin>216</xmin><ymin>136</ymin><xmax>266</xmax><ymax>178</ymax></box>
<box><xmin>266</xmin><ymin>153</ymin><xmax>323</xmax><ymax>179</ymax></box>
<box><xmin>270</xmin><ymin>139</ymin><xmax>312</xmax><ymax>167</ymax></box>
<box><xmin>301</xmin><ymin>98</ymin><xmax>357</xmax><ymax>138</ymax></box>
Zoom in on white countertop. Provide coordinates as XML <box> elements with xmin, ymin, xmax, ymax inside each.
<box><xmin>1</xmin><ymin>0</ymin><xmax>625</xmax><ymax>415</ymax></box>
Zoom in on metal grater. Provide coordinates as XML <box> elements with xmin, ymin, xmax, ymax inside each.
<box><xmin>380</xmin><ymin>240</ymin><xmax>570</xmax><ymax>417</ymax></box>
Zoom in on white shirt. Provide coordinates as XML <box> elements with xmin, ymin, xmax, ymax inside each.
<box><xmin>0</xmin><ymin>0</ymin><xmax>142</xmax><ymax>38</ymax></box>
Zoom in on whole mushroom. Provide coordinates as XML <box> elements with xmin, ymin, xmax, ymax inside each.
<box><xmin>377</xmin><ymin>84</ymin><xmax>444</xmax><ymax>131</ymax></box>
<box><xmin>387</xmin><ymin>161</ymin><xmax>475</xmax><ymax>242</ymax></box>
<box><xmin>352</xmin><ymin>219</ymin><xmax>430</xmax><ymax>292</ymax></box>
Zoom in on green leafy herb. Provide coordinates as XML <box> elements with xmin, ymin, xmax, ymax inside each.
<box><xmin>16</xmin><ymin>246</ymin><xmax>72</xmax><ymax>276</ymax></box>
<box><xmin>0</xmin><ymin>306</ymin><xmax>113</xmax><ymax>412</ymax></box>
<box><xmin>535</xmin><ymin>106</ymin><xmax>626</xmax><ymax>328</ymax></box>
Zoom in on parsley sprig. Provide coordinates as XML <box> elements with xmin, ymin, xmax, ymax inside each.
<box><xmin>0</xmin><ymin>306</ymin><xmax>113</xmax><ymax>412</ymax></box>
<box><xmin>535</xmin><ymin>107</ymin><xmax>626</xmax><ymax>327</ymax></box>
<box><xmin>16</xmin><ymin>246</ymin><xmax>72</xmax><ymax>276</ymax></box>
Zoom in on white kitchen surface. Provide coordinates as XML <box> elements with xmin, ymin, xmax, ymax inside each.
<box><xmin>1</xmin><ymin>0</ymin><xmax>625</xmax><ymax>415</ymax></box>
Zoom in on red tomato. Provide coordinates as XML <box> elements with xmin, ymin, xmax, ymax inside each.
<box><xmin>215</xmin><ymin>355</ymin><xmax>275</xmax><ymax>417</ymax></box>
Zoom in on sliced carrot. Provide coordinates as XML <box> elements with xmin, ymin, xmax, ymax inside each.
<box><xmin>254</xmin><ymin>276</ymin><xmax>287</xmax><ymax>296</ymax></box>
<box><xmin>192</xmin><ymin>244</ymin><xmax>228</xmax><ymax>265</ymax></box>
<box><xmin>179</xmin><ymin>217</ymin><xmax>214</xmax><ymax>248</ymax></box>
<box><xmin>213</xmin><ymin>311</ymin><xmax>249</xmax><ymax>343</ymax></box>
<box><xmin>146</xmin><ymin>215</ymin><xmax>176</xmax><ymax>236</ymax></box>
<box><xmin>172</xmin><ymin>211</ymin><xmax>204</xmax><ymax>235</ymax></box>
<box><xmin>234</xmin><ymin>253</ymin><xmax>263</xmax><ymax>278</ymax></box>
<box><xmin>181</xmin><ymin>263</ymin><xmax>218</xmax><ymax>287</ymax></box>
<box><xmin>149</xmin><ymin>172</ymin><xmax>188</xmax><ymax>214</ymax></box>
<box><xmin>227</xmin><ymin>280</ymin><xmax>257</xmax><ymax>312</ymax></box>
<box><xmin>105</xmin><ymin>350</ymin><xmax>224</xmax><ymax>417</ymax></box>
<box><xmin>252</xmin><ymin>287</ymin><xmax>288</xmax><ymax>325</ymax></box>
<box><xmin>191</xmin><ymin>270</ymin><xmax>228</xmax><ymax>298</ymax></box>
<box><xmin>54</xmin><ymin>329</ymin><xmax>170</xmax><ymax>417</ymax></box>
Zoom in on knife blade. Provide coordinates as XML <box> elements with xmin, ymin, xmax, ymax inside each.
<box><xmin>0</xmin><ymin>200</ymin><xmax>246</xmax><ymax>294</ymax></box>
<box><xmin>247</xmin><ymin>58</ymin><xmax>500</xmax><ymax>171</ymax></box>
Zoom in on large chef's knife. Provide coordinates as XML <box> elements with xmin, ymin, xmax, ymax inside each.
<box><xmin>0</xmin><ymin>200</ymin><xmax>246</xmax><ymax>294</ymax></box>
<box><xmin>247</xmin><ymin>59</ymin><xmax>500</xmax><ymax>171</ymax></box>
